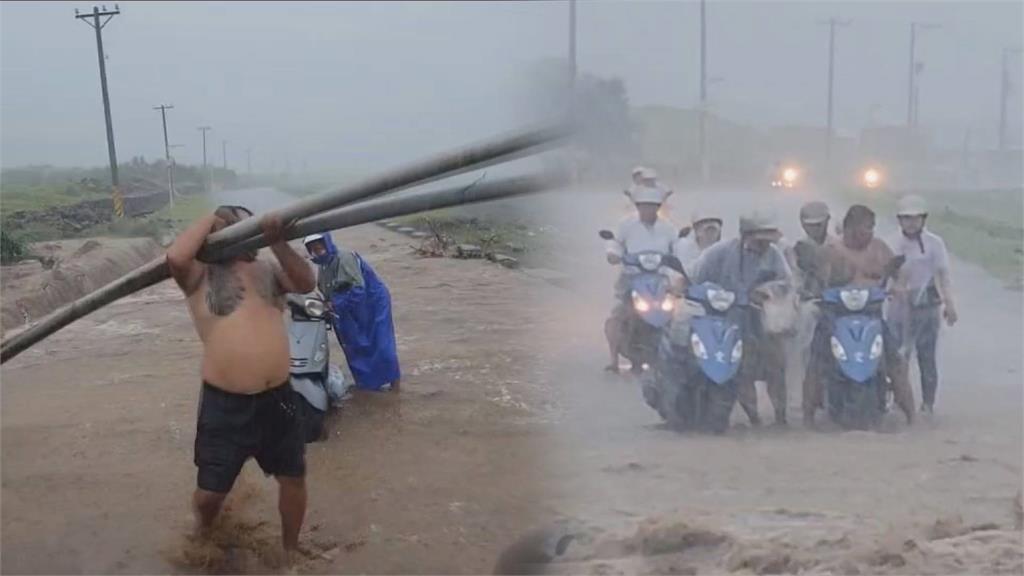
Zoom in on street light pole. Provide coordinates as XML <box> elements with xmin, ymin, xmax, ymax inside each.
<box><xmin>822</xmin><ymin>18</ymin><xmax>851</xmax><ymax>162</ymax></box>
<box><xmin>907</xmin><ymin>22</ymin><xmax>940</xmax><ymax>128</ymax></box>
<box><xmin>999</xmin><ymin>47</ymin><xmax>1024</xmax><ymax>152</ymax></box>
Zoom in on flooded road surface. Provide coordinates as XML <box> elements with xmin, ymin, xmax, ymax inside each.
<box><xmin>1</xmin><ymin>185</ymin><xmax>1020</xmax><ymax>574</ymax></box>
<box><xmin>524</xmin><ymin>185</ymin><xmax>1023</xmax><ymax>574</ymax></box>
<box><xmin>1</xmin><ymin>188</ymin><xmax>565</xmax><ymax>574</ymax></box>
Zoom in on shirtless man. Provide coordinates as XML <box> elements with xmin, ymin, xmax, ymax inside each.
<box><xmin>166</xmin><ymin>205</ymin><xmax>316</xmax><ymax>561</ymax></box>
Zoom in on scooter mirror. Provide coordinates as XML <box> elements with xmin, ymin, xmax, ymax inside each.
<box><xmin>598</xmin><ymin>230</ymin><xmax>615</xmax><ymax>241</ymax></box>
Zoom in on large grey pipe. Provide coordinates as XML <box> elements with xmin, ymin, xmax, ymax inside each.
<box><xmin>0</xmin><ymin>173</ymin><xmax>565</xmax><ymax>364</ymax></box>
<box><xmin>195</xmin><ymin>123</ymin><xmax>569</xmax><ymax>262</ymax></box>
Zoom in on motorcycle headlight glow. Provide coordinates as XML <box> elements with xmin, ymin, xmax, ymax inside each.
<box><xmin>839</xmin><ymin>289</ymin><xmax>870</xmax><ymax>312</ymax></box>
<box><xmin>783</xmin><ymin>167</ymin><xmax>798</xmax><ymax>183</ymax></box>
<box><xmin>660</xmin><ymin>298</ymin><xmax>674</xmax><ymax>312</ymax></box>
<box><xmin>304</xmin><ymin>298</ymin><xmax>325</xmax><ymax>318</ymax></box>
<box><xmin>690</xmin><ymin>333</ymin><xmax>709</xmax><ymax>360</ymax></box>
<box><xmin>863</xmin><ymin>168</ymin><xmax>881</xmax><ymax>188</ymax></box>
<box><xmin>632</xmin><ymin>292</ymin><xmax>651</xmax><ymax>313</ymax></box>
<box><xmin>731</xmin><ymin>340</ymin><xmax>743</xmax><ymax>364</ymax></box>
<box><xmin>869</xmin><ymin>334</ymin><xmax>884</xmax><ymax>360</ymax></box>
<box><xmin>830</xmin><ymin>336</ymin><xmax>848</xmax><ymax>361</ymax></box>
<box><xmin>707</xmin><ymin>288</ymin><xmax>736</xmax><ymax>312</ymax></box>
<box><xmin>638</xmin><ymin>253</ymin><xmax>662</xmax><ymax>271</ymax></box>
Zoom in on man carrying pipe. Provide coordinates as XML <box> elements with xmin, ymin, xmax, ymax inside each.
<box><xmin>166</xmin><ymin>204</ymin><xmax>316</xmax><ymax>565</ymax></box>
<box><xmin>303</xmin><ymin>232</ymin><xmax>401</xmax><ymax>392</ymax></box>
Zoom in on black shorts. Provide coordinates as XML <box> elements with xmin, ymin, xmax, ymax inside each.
<box><xmin>194</xmin><ymin>381</ymin><xmax>306</xmax><ymax>494</ymax></box>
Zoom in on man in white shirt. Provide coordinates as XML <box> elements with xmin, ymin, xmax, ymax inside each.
<box><xmin>604</xmin><ymin>181</ymin><xmax>678</xmax><ymax>374</ymax></box>
<box><xmin>674</xmin><ymin>210</ymin><xmax>722</xmax><ymax>274</ymax></box>
<box><xmin>887</xmin><ymin>195</ymin><xmax>958</xmax><ymax>414</ymax></box>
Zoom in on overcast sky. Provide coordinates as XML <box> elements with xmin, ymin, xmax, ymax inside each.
<box><xmin>2</xmin><ymin>1</ymin><xmax>1020</xmax><ymax>171</ymax></box>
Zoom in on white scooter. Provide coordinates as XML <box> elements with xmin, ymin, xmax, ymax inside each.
<box><xmin>287</xmin><ymin>292</ymin><xmax>349</xmax><ymax>442</ymax></box>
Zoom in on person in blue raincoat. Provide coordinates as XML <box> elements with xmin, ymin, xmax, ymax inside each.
<box><xmin>303</xmin><ymin>233</ymin><xmax>401</xmax><ymax>391</ymax></box>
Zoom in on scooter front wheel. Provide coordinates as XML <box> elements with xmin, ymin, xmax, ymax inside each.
<box><xmin>695</xmin><ymin>375</ymin><xmax>736</xmax><ymax>434</ymax></box>
<box><xmin>828</xmin><ymin>375</ymin><xmax>880</xmax><ymax>430</ymax></box>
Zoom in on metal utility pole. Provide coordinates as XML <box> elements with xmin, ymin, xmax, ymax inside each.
<box><xmin>154</xmin><ymin>104</ymin><xmax>174</xmax><ymax>207</ymax></box>
<box><xmin>999</xmin><ymin>48</ymin><xmax>1024</xmax><ymax>152</ymax></box>
<box><xmin>568</xmin><ymin>0</ymin><xmax>577</xmax><ymax>91</ymax></box>
<box><xmin>698</xmin><ymin>0</ymin><xmax>709</xmax><ymax>183</ymax></box>
<box><xmin>198</xmin><ymin>126</ymin><xmax>212</xmax><ymax>192</ymax></box>
<box><xmin>907</xmin><ymin>22</ymin><xmax>940</xmax><ymax>128</ymax></box>
<box><xmin>75</xmin><ymin>4</ymin><xmax>123</xmax><ymax>217</ymax></box>
<box><xmin>222</xmin><ymin>140</ymin><xmax>228</xmax><ymax>170</ymax></box>
<box><xmin>822</xmin><ymin>18</ymin><xmax>851</xmax><ymax>161</ymax></box>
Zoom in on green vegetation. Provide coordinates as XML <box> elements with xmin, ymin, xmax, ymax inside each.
<box><xmin>149</xmin><ymin>194</ymin><xmax>214</xmax><ymax>227</ymax></box>
<box><xmin>843</xmin><ymin>187</ymin><xmax>1023</xmax><ymax>288</ymax></box>
<box><xmin>0</xmin><ymin>183</ymin><xmax>110</xmax><ymax>218</ymax></box>
<box><xmin>86</xmin><ymin>194</ymin><xmax>213</xmax><ymax>240</ymax></box>
<box><xmin>1</xmin><ymin>229</ymin><xmax>29</xmax><ymax>264</ymax></box>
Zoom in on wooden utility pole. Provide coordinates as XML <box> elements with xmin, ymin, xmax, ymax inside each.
<box><xmin>154</xmin><ymin>104</ymin><xmax>175</xmax><ymax>207</ymax></box>
<box><xmin>75</xmin><ymin>4</ymin><xmax>124</xmax><ymax>217</ymax></box>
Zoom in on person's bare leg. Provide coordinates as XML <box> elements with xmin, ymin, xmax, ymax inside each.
<box><xmin>888</xmin><ymin>359</ymin><xmax>915</xmax><ymax>425</ymax></box>
<box><xmin>277</xmin><ymin>476</ymin><xmax>307</xmax><ymax>564</ymax></box>
<box><xmin>604</xmin><ymin>317</ymin><xmax>621</xmax><ymax>372</ymax></box>
<box><xmin>192</xmin><ymin>488</ymin><xmax>227</xmax><ymax>536</ymax></box>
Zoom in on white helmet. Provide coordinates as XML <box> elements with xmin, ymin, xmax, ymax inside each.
<box><xmin>628</xmin><ymin>184</ymin><xmax>671</xmax><ymax>205</ymax></box>
<box><xmin>640</xmin><ymin>167</ymin><xmax>658</xmax><ymax>181</ymax></box>
<box><xmin>739</xmin><ymin>211</ymin><xmax>780</xmax><ymax>235</ymax></box>
<box><xmin>896</xmin><ymin>195</ymin><xmax>928</xmax><ymax>217</ymax></box>
<box><xmin>631</xmin><ymin>166</ymin><xmax>646</xmax><ymax>178</ymax></box>
<box><xmin>691</xmin><ymin>210</ymin><xmax>722</xmax><ymax>227</ymax></box>
<box><xmin>303</xmin><ymin>233</ymin><xmax>326</xmax><ymax>247</ymax></box>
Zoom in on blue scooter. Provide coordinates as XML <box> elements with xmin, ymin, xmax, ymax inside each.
<box><xmin>678</xmin><ymin>281</ymin><xmax>747</xmax><ymax>433</ymax></box>
<box><xmin>599</xmin><ymin>230</ymin><xmax>683</xmax><ymax>373</ymax></box>
<box><xmin>818</xmin><ymin>255</ymin><xmax>904</xmax><ymax>429</ymax></box>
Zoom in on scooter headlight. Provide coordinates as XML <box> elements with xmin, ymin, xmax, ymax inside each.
<box><xmin>660</xmin><ymin>298</ymin><xmax>674</xmax><ymax>312</ymax></box>
<box><xmin>830</xmin><ymin>336</ymin><xmax>848</xmax><ymax>361</ymax></box>
<box><xmin>707</xmin><ymin>288</ymin><xmax>736</xmax><ymax>312</ymax></box>
<box><xmin>304</xmin><ymin>298</ymin><xmax>326</xmax><ymax>318</ymax></box>
<box><xmin>869</xmin><ymin>334</ymin><xmax>884</xmax><ymax>360</ymax></box>
<box><xmin>632</xmin><ymin>292</ymin><xmax>651</xmax><ymax>313</ymax></box>
<box><xmin>731</xmin><ymin>340</ymin><xmax>743</xmax><ymax>364</ymax></box>
<box><xmin>690</xmin><ymin>333</ymin><xmax>709</xmax><ymax>360</ymax></box>
<box><xmin>638</xmin><ymin>253</ymin><xmax>662</xmax><ymax>271</ymax></box>
<box><xmin>839</xmin><ymin>289</ymin><xmax>870</xmax><ymax>312</ymax></box>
